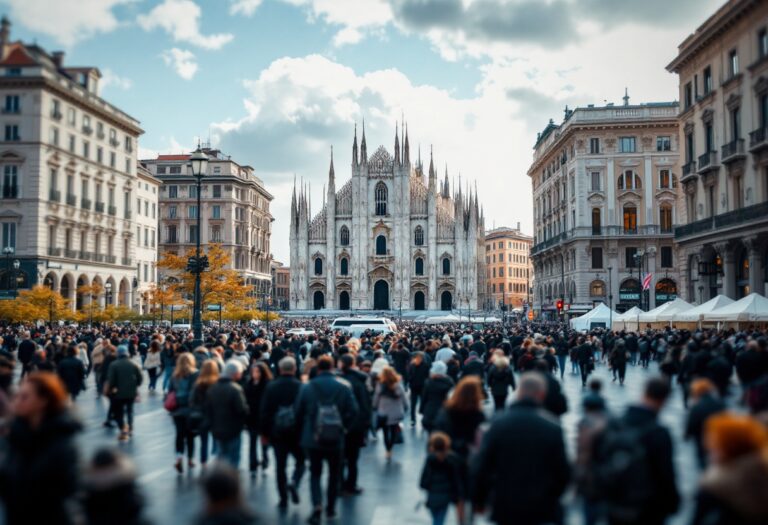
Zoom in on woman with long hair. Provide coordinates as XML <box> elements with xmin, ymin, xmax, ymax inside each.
<box><xmin>245</xmin><ymin>360</ymin><xmax>273</xmax><ymax>475</ymax></box>
<box><xmin>373</xmin><ymin>365</ymin><xmax>409</xmax><ymax>461</ymax></box>
<box><xmin>192</xmin><ymin>359</ymin><xmax>220</xmax><ymax>467</ymax></box>
<box><xmin>170</xmin><ymin>352</ymin><xmax>199</xmax><ymax>473</ymax></box>
<box><xmin>434</xmin><ymin>376</ymin><xmax>486</xmax><ymax>461</ymax></box>
<box><xmin>0</xmin><ymin>372</ymin><xmax>82</xmax><ymax>525</ymax></box>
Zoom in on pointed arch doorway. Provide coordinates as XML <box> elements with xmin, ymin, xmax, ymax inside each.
<box><xmin>373</xmin><ymin>280</ymin><xmax>389</xmax><ymax>310</ymax></box>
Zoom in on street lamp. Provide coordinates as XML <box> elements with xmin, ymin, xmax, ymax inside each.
<box><xmin>2</xmin><ymin>246</ymin><xmax>13</xmax><ymax>296</ymax></box>
<box><xmin>607</xmin><ymin>266</ymin><xmax>613</xmax><ymax>329</ymax></box>
<box><xmin>190</xmin><ymin>145</ymin><xmax>209</xmax><ymax>346</ymax></box>
<box><xmin>12</xmin><ymin>259</ymin><xmax>19</xmax><ymax>298</ymax></box>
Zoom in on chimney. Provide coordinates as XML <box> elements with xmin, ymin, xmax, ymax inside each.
<box><xmin>52</xmin><ymin>51</ymin><xmax>65</xmax><ymax>69</ymax></box>
<box><xmin>517</xmin><ymin>221</ymin><xmax>521</xmax><ymax>231</ymax></box>
<box><xmin>0</xmin><ymin>16</ymin><xmax>10</xmax><ymax>58</ymax></box>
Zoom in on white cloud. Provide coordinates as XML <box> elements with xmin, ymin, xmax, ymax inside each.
<box><xmin>333</xmin><ymin>27</ymin><xmax>363</xmax><ymax>47</ymax></box>
<box><xmin>282</xmin><ymin>0</ymin><xmax>392</xmax><ymax>45</ymax></box>
<box><xmin>138</xmin><ymin>0</ymin><xmax>234</xmax><ymax>50</ymax></box>
<box><xmin>161</xmin><ymin>48</ymin><xmax>198</xmax><ymax>80</ymax></box>
<box><xmin>3</xmin><ymin>0</ymin><xmax>129</xmax><ymax>47</ymax></box>
<box><xmin>100</xmin><ymin>68</ymin><xmax>132</xmax><ymax>91</ymax></box>
<box><xmin>229</xmin><ymin>0</ymin><xmax>263</xmax><ymax>16</ymax></box>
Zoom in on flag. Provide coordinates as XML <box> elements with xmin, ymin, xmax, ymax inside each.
<box><xmin>642</xmin><ymin>273</ymin><xmax>653</xmax><ymax>291</ymax></box>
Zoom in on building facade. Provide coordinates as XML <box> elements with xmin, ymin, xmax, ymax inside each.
<box><xmin>484</xmin><ymin>225</ymin><xmax>532</xmax><ymax>310</ymax></box>
<box><xmin>134</xmin><ymin>166</ymin><xmax>159</xmax><ymax>313</ymax></box>
<box><xmin>0</xmin><ymin>19</ymin><xmax>145</xmax><ymax>309</ymax></box>
<box><xmin>271</xmin><ymin>260</ymin><xmax>290</xmax><ymax>310</ymax></box>
<box><xmin>289</xmin><ymin>125</ymin><xmax>485</xmax><ymax>311</ymax></box>
<box><xmin>667</xmin><ymin>0</ymin><xmax>768</xmax><ymax>303</ymax></box>
<box><xmin>142</xmin><ymin>147</ymin><xmax>274</xmax><ymax>295</ymax></box>
<box><xmin>529</xmin><ymin>98</ymin><xmax>682</xmax><ymax>317</ymax></box>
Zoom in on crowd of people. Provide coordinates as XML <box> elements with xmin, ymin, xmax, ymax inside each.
<box><xmin>0</xmin><ymin>318</ymin><xmax>766</xmax><ymax>525</ymax></box>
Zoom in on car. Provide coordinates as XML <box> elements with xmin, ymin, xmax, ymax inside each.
<box><xmin>286</xmin><ymin>328</ymin><xmax>316</xmax><ymax>337</ymax></box>
<box><xmin>340</xmin><ymin>325</ymin><xmax>393</xmax><ymax>338</ymax></box>
<box><xmin>170</xmin><ymin>323</ymin><xmax>191</xmax><ymax>331</ymax></box>
<box><xmin>330</xmin><ymin>317</ymin><xmax>397</xmax><ymax>332</ymax></box>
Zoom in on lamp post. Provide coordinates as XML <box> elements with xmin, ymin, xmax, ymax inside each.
<box><xmin>2</xmin><ymin>246</ymin><xmax>13</xmax><ymax>296</ymax></box>
<box><xmin>11</xmin><ymin>258</ymin><xmax>19</xmax><ymax>298</ymax></box>
<box><xmin>189</xmin><ymin>146</ymin><xmax>209</xmax><ymax>346</ymax></box>
<box><xmin>607</xmin><ymin>266</ymin><xmax>613</xmax><ymax>329</ymax></box>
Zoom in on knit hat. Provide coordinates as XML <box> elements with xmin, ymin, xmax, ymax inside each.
<box><xmin>116</xmin><ymin>345</ymin><xmax>129</xmax><ymax>357</ymax></box>
<box><xmin>430</xmin><ymin>361</ymin><xmax>447</xmax><ymax>376</ymax></box>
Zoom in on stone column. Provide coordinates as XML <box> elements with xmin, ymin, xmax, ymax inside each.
<box><xmin>717</xmin><ymin>241</ymin><xmax>737</xmax><ymax>299</ymax></box>
<box><xmin>746</xmin><ymin>236</ymin><xmax>765</xmax><ymax>296</ymax></box>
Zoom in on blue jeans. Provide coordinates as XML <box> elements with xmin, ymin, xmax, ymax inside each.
<box><xmin>162</xmin><ymin>366</ymin><xmax>174</xmax><ymax>392</ymax></box>
<box><xmin>216</xmin><ymin>435</ymin><xmax>242</xmax><ymax>468</ymax></box>
<box><xmin>556</xmin><ymin>355</ymin><xmax>567</xmax><ymax>380</ymax></box>
<box><xmin>430</xmin><ymin>506</ymin><xmax>448</xmax><ymax>525</ymax></box>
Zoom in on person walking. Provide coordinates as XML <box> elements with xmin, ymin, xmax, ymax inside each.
<box><xmin>420</xmin><ymin>361</ymin><xmax>454</xmax><ymax>433</ymax></box>
<box><xmin>169</xmin><ymin>352</ymin><xmax>199</xmax><ymax>473</ymax></box>
<box><xmin>104</xmin><ymin>345</ymin><xmax>143</xmax><ymax>441</ymax></box>
<box><xmin>161</xmin><ymin>342</ymin><xmax>176</xmax><ymax>393</ymax></box>
<box><xmin>472</xmin><ymin>372</ymin><xmax>571</xmax><ymax>525</ymax></box>
<box><xmin>685</xmin><ymin>378</ymin><xmax>726</xmax><ymax>469</ymax></box>
<box><xmin>0</xmin><ymin>372</ymin><xmax>82</xmax><ymax>525</ymax></box>
<box><xmin>260</xmin><ymin>356</ymin><xmax>304</xmax><ymax>510</ymax></box>
<box><xmin>194</xmin><ymin>463</ymin><xmax>257</xmax><ymax>525</ymax></box>
<box><xmin>143</xmin><ymin>340</ymin><xmax>162</xmax><ymax>393</ymax></box>
<box><xmin>373</xmin><ymin>366</ymin><xmax>409</xmax><ymax>461</ymax></box>
<box><xmin>339</xmin><ymin>353</ymin><xmax>371</xmax><ymax>495</ymax></box>
<box><xmin>487</xmin><ymin>352</ymin><xmax>515</xmax><ymax>411</ymax></box>
<box><xmin>434</xmin><ymin>376</ymin><xmax>486</xmax><ymax>463</ymax></box>
<box><xmin>57</xmin><ymin>345</ymin><xmax>87</xmax><ymax>400</ymax></box>
<box><xmin>609</xmin><ymin>339</ymin><xmax>629</xmax><ymax>386</ymax></box>
<box><xmin>576</xmin><ymin>337</ymin><xmax>595</xmax><ymax>387</ymax></box>
<box><xmin>295</xmin><ymin>355</ymin><xmax>358</xmax><ymax>524</ymax></box>
<box><xmin>205</xmin><ymin>360</ymin><xmax>249</xmax><ymax>468</ymax></box>
<box><xmin>407</xmin><ymin>352</ymin><xmax>430</xmax><ymax>426</ymax></box>
<box><xmin>419</xmin><ymin>431</ymin><xmax>465</xmax><ymax>525</ymax></box>
<box><xmin>191</xmin><ymin>360</ymin><xmax>219</xmax><ymax>468</ymax></box>
<box><xmin>245</xmin><ymin>361</ymin><xmax>272</xmax><ymax>475</ymax></box>
<box><xmin>82</xmin><ymin>448</ymin><xmax>148</xmax><ymax>525</ymax></box>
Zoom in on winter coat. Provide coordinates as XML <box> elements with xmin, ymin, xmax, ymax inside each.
<box><xmin>471</xmin><ymin>399</ymin><xmax>570</xmax><ymax>525</ymax></box>
<box><xmin>170</xmin><ymin>372</ymin><xmax>199</xmax><ymax>417</ymax></box>
<box><xmin>340</xmin><ymin>368</ymin><xmax>373</xmax><ymax>436</ymax></box>
<box><xmin>487</xmin><ymin>365</ymin><xmax>515</xmax><ymax>397</ymax></box>
<box><xmin>685</xmin><ymin>393</ymin><xmax>725</xmax><ymax>467</ymax></box>
<box><xmin>144</xmin><ymin>351</ymin><xmax>161</xmax><ymax>370</ymax></box>
<box><xmin>420</xmin><ymin>376</ymin><xmax>454</xmax><ymax>432</ymax></box>
<box><xmin>420</xmin><ymin>452</ymin><xmax>465</xmax><ymax>508</ymax></box>
<box><xmin>373</xmin><ymin>382</ymin><xmax>409</xmax><ymax>426</ymax></box>
<box><xmin>461</xmin><ymin>357</ymin><xmax>485</xmax><ymax>380</ymax></box>
<box><xmin>294</xmin><ymin>371</ymin><xmax>358</xmax><ymax>450</ymax></box>
<box><xmin>204</xmin><ymin>378</ymin><xmax>248</xmax><ymax>441</ymax></box>
<box><xmin>433</xmin><ymin>407</ymin><xmax>485</xmax><ymax>461</ymax></box>
<box><xmin>0</xmin><ymin>412</ymin><xmax>82</xmax><ymax>525</ymax></box>
<box><xmin>106</xmin><ymin>357</ymin><xmax>143</xmax><ymax>400</ymax></box>
<box><xmin>244</xmin><ymin>379</ymin><xmax>268</xmax><ymax>430</ymax></box>
<box><xmin>58</xmin><ymin>356</ymin><xmax>87</xmax><ymax>396</ymax></box>
<box><xmin>692</xmin><ymin>452</ymin><xmax>768</xmax><ymax>525</ymax></box>
<box><xmin>407</xmin><ymin>360</ymin><xmax>431</xmax><ymax>392</ymax></box>
<box><xmin>259</xmin><ymin>374</ymin><xmax>302</xmax><ymax>443</ymax></box>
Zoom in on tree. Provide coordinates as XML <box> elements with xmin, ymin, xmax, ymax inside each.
<box><xmin>142</xmin><ymin>283</ymin><xmax>183</xmax><ymax>323</ymax></box>
<box><xmin>0</xmin><ymin>285</ymin><xmax>70</xmax><ymax>323</ymax></box>
<box><xmin>157</xmin><ymin>244</ymin><xmax>253</xmax><ymax>312</ymax></box>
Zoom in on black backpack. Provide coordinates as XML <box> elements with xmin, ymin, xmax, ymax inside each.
<box><xmin>273</xmin><ymin>404</ymin><xmax>296</xmax><ymax>438</ymax></box>
<box><xmin>592</xmin><ymin>418</ymin><xmax>653</xmax><ymax>522</ymax></box>
<box><xmin>312</xmin><ymin>383</ymin><xmax>344</xmax><ymax>447</ymax></box>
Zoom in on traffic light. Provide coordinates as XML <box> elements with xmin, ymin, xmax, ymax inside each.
<box><xmin>556</xmin><ymin>299</ymin><xmax>564</xmax><ymax>312</ymax></box>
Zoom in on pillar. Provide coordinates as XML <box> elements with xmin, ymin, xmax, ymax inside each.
<box><xmin>717</xmin><ymin>242</ymin><xmax>737</xmax><ymax>299</ymax></box>
<box><xmin>746</xmin><ymin>236</ymin><xmax>765</xmax><ymax>296</ymax></box>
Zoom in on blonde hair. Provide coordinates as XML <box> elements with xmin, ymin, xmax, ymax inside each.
<box><xmin>196</xmin><ymin>360</ymin><xmax>219</xmax><ymax>388</ymax></box>
<box><xmin>379</xmin><ymin>366</ymin><xmax>401</xmax><ymax>389</ymax></box>
<box><xmin>173</xmin><ymin>352</ymin><xmax>197</xmax><ymax>379</ymax></box>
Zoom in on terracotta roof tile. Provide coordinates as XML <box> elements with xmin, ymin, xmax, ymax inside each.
<box><xmin>156</xmin><ymin>154</ymin><xmax>189</xmax><ymax>161</ymax></box>
<box><xmin>0</xmin><ymin>45</ymin><xmax>37</xmax><ymax>67</ymax></box>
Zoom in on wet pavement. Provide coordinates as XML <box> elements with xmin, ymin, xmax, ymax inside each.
<box><xmin>67</xmin><ymin>359</ymin><xmax>703</xmax><ymax>525</ymax></box>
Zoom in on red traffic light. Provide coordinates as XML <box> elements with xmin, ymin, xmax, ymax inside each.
<box><xmin>556</xmin><ymin>299</ymin><xmax>564</xmax><ymax>311</ymax></box>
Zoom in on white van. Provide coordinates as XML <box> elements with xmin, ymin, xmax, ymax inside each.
<box><xmin>330</xmin><ymin>317</ymin><xmax>397</xmax><ymax>332</ymax></box>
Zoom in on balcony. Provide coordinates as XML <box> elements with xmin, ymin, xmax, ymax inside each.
<box><xmin>682</xmin><ymin>160</ymin><xmax>697</xmax><ymax>179</ymax></box>
<box><xmin>2</xmin><ymin>186</ymin><xmax>18</xmax><ymax>199</ymax></box>
<box><xmin>97</xmin><ymin>131</ymin><xmax>105</xmax><ymax>140</ymax></box>
<box><xmin>109</xmin><ymin>138</ymin><xmax>120</xmax><ymax>148</ymax></box>
<box><xmin>697</xmin><ymin>151</ymin><xmax>720</xmax><ymax>175</ymax></box>
<box><xmin>124</xmin><ymin>210</ymin><xmax>131</xmax><ymax>220</ymax></box>
<box><xmin>64</xmin><ymin>249</ymin><xmax>78</xmax><ymax>259</ymax></box>
<box><xmin>50</xmin><ymin>110</ymin><xmax>62</xmax><ymax>121</ymax></box>
<box><xmin>49</xmin><ymin>189</ymin><xmax>60</xmax><ymax>202</ymax></box>
<box><xmin>82</xmin><ymin>125</ymin><xmax>93</xmax><ymax>135</ymax></box>
<box><xmin>94</xmin><ymin>202</ymin><xmax>105</xmax><ymax>213</ymax></box>
<box><xmin>721</xmin><ymin>138</ymin><xmax>746</xmax><ymax>164</ymax></box>
<box><xmin>166</xmin><ymin>238</ymin><xmax>178</xmax><ymax>244</ymax></box>
<box><xmin>675</xmin><ymin>201</ymin><xmax>768</xmax><ymax>240</ymax></box>
<box><xmin>105</xmin><ymin>255</ymin><xmax>117</xmax><ymax>264</ymax></box>
<box><xmin>121</xmin><ymin>257</ymin><xmax>132</xmax><ymax>266</ymax></box>
<box><xmin>47</xmin><ymin>247</ymin><xmax>61</xmax><ymax>256</ymax></box>
<box><xmin>93</xmin><ymin>253</ymin><xmax>105</xmax><ymax>262</ymax></box>
<box><xmin>79</xmin><ymin>251</ymin><xmax>92</xmax><ymax>261</ymax></box>
<box><xmin>66</xmin><ymin>193</ymin><xmax>77</xmax><ymax>206</ymax></box>
<box><xmin>107</xmin><ymin>205</ymin><xmax>117</xmax><ymax>216</ymax></box>
<box><xmin>81</xmin><ymin>198</ymin><xmax>91</xmax><ymax>210</ymax></box>
<box><xmin>749</xmin><ymin>127</ymin><xmax>768</xmax><ymax>152</ymax></box>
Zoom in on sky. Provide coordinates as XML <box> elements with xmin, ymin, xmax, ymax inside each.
<box><xmin>1</xmin><ymin>0</ymin><xmax>722</xmax><ymax>262</ymax></box>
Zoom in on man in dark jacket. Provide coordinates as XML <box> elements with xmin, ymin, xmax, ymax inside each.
<box><xmin>17</xmin><ymin>331</ymin><xmax>36</xmax><ymax>379</ymax></box>
<box><xmin>205</xmin><ymin>360</ymin><xmax>249</xmax><ymax>468</ymax></box>
<box><xmin>294</xmin><ymin>355</ymin><xmax>358</xmax><ymax>524</ymax></box>
<box><xmin>104</xmin><ymin>345</ymin><xmax>143</xmax><ymax>441</ymax></box>
<box><xmin>260</xmin><ymin>356</ymin><xmax>304</xmax><ymax>509</ymax></box>
<box><xmin>57</xmin><ymin>345</ymin><xmax>86</xmax><ymax>400</ymax></box>
<box><xmin>472</xmin><ymin>372</ymin><xmax>570</xmax><ymax>525</ymax></box>
<box><xmin>407</xmin><ymin>352</ymin><xmax>430</xmax><ymax>426</ymax></box>
<box><xmin>420</xmin><ymin>362</ymin><xmax>454</xmax><ymax>432</ymax></box>
<box><xmin>339</xmin><ymin>353</ymin><xmax>371</xmax><ymax>495</ymax></box>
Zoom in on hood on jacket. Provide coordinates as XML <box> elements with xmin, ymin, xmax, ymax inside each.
<box><xmin>700</xmin><ymin>451</ymin><xmax>768</xmax><ymax>520</ymax></box>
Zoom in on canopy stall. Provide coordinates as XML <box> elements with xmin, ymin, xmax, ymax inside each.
<box><xmin>570</xmin><ymin>303</ymin><xmax>620</xmax><ymax>331</ymax></box>
<box><xmin>611</xmin><ymin>306</ymin><xmax>643</xmax><ymax>331</ymax></box>
<box><xmin>702</xmin><ymin>293</ymin><xmax>768</xmax><ymax>327</ymax></box>
<box><xmin>637</xmin><ymin>298</ymin><xmax>694</xmax><ymax>326</ymax></box>
<box><xmin>674</xmin><ymin>295</ymin><xmax>735</xmax><ymax>327</ymax></box>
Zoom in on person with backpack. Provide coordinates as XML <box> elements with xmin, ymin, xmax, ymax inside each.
<box><xmin>168</xmin><ymin>352</ymin><xmax>199</xmax><ymax>474</ymax></box>
<box><xmin>592</xmin><ymin>377</ymin><xmax>679</xmax><ymax>525</ymax></box>
<box><xmin>339</xmin><ymin>353</ymin><xmax>372</xmax><ymax>495</ymax></box>
<box><xmin>294</xmin><ymin>355</ymin><xmax>358</xmax><ymax>525</ymax></box>
<box><xmin>260</xmin><ymin>356</ymin><xmax>304</xmax><ymax>510</ymax></box>
<box><xmin>104</xmin><ymin>345</ymin><xmax>143</xmax><ymax>442</ymax></box>
<box><xmin>472</xmin><ymin>372</ymin><xmax>570</xmax><ymax>525</ymax></box>
<box><xmin>419</xmin><ymin>431</ymin><xmax>465</xmax><ymax>525</ymax></box>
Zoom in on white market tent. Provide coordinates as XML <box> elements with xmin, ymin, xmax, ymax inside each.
<box><xmin>422</xmin><ymin>314</ymin><xmax>462</xmax><ymax>324</ymax></box>
<box><xmin>612</xmin><ymin>306</ymin><xmax>643</xmax><ymax>331</ymax></box>
<box><xmin>637</xmin><ymin>298</ymin><xmax>694</xmax><ymax>325</ymax></box>
<box><xmin>570</xmin><ymin>303</ymin><xmax>619</xmax><ymax>331</ymax></box>
<box><xmin>675</xmin><ymin>295</ymin><xmax>735</xmax><ymax>324</ymax></box>
<box><xmin>702</xmin><ymin>293</ymin><xmax>768</xmax><ymax>324</ymax></box>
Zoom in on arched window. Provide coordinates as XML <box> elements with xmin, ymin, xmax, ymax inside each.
<box><xmin>376</xmin><ymin>235</ymin><xmax>387</xmax><ymax>255</ymax></box>
<box><xmin>314</xmin><ymin>257</ymin><xmax>323</xmax><ymax>276</ymax></box>
<box><xmin>618</xmin><ymin>170</ymin><xmax>641</xmax><ymax>190</ymax></box>
<box><xmin>340</xmin><ymin>257</ymin><xmax>348</xmax><ymax>276</ymax></box>
<box><xmin>375</xmin><ymin>182</ymin><xmax>388</xmax><ymax>216</ymax></box>
<box><xmin>442</xmin><ymin>257</ymin><xmax>451</xmax><ymax>275</ymax></box>
<box><xmin>414</xmin><ymin>226</ymin><xmax>424</xmax><ymax>246</ymax></box>
<box><xmin>339</xmin><ymin>226</ymin><xmax>349</xmax><ymax>246</ymax></box>
<box><xmin>415</xmin><ymin>257</ymin><xmax>424</xmax><ymax>276</ymax></box>
<box><xmin>592</xmin><ymin>208</ymin><xmax>601</xmax><ymax>235</ymax></box>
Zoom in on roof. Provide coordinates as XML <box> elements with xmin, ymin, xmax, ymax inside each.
<box><xmin>0</xmin><ymin>44</ymin><xmax>36</xmax><ymax>66</ymax></box>
<box><xmin>155</xmin><ymin>154</ymin><xmax>190</xmax><ymax>161</ymax></box>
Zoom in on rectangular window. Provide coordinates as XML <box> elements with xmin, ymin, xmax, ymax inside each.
<box><xmin>108</xmin><ymin>187</ymin><xmax>115</xmax><ymax>206</ymax></box>
<box><xmin>156</xmin><ymin>166</ymin><xmax>167</xmax><ymax>174</ymax></box>
<box><xmin>589</xmin><ymin>138</ymin><xmax>600</xmax><ymax>154</ymax></box>
<box><xmin>591</xmin><ymin>247</ymin><xmax>603</xmax><ymax>269</ymax></box>
<box><xmin>188</xmin><ymin>205</ymin><xmax>198</xmax><ymax>219</ymax></box>
<box><xmin>189</xmin><ymin>185</ymin><xmax>197</xmax><ymax>198</ymax></box>
<box><xmin>706</xmin><ymin>123</ymin><xmax>714</xmax><ymax>152</ymax></box>
<box><xmin>659</xmin><ymin>169</ymin><xmax>671</xmax><ymax>189</ymax></box>
<box><xmin>731</xmin><ymin>107</ymin><xmax>741</xmax><ymax>141</ymax></box>
<box><xmin>4</xmin><ymin>125</ymin><xmax>19</xmax><ymax>141</ymax></box>
<box><xmin>152</xmin><ymin>203</ymin><xmax>156</xmax><ymax>218</ymax></box>
<box><xmin>189</xmin><ymin>225</ymin><xmax>198</xmax><ymax>243</ymax></box>
<box><xmin>68</xmin><ymin>134</ymin><xmax>75</xmax><ymax>152</ymax></box>
<box><xmin>169</xmin><ymin>165</ymin><xmax>181</xmax><ymax>174</ymax></box>
<box><xmin>151</xmin><ymin>230</ymin><xmax>155</xmax><ymax>248</ymax></box>
<box><xmin>168</xmin><ymin>205</ymin><xmax>177</xmax><ymax>219</ymax></box>
<box><xmin>1</xmin><ymin>222</ymin><xmax>16</xmax><ymax>249</ymax></box>
<box><xmin>144</xmin><ymin>263</ymin><xmax>148</xmax><ymax>282</ymax></box>
<box><xmin>49</xmin><ymin>126</ymin><xmax>59</xmax><ymax>146</ymax></box>
<box><xmin>684</xmin><ymin>82</ymin><xmax>693</xmax><ymax>109</ymax></box>
<box><xmin>703</xmin><ymin>66</ymin><xmax>713</xmax><ymax>94</ymax></box>
<box><xmin>212</xmin><ymin>205</ymin><xmax>221</xmax><ymax>219</ymax></box>
<box><xmin>661</xmin><ymin>246</ymin><xmax>673</xmax><ymax>268</ymax></box>
<box><xmin>168</xmin><ymin>185</ymin><xmax>178</xmax><ymax>198</ymax></box>
<box><xmin>3</xmin><ymin>95</ymin><xmax>19</xmax><ymax>113</ymax></box>
<box><xmin>2</xmin><ymin>165</ymin><xmax>18</xmax><ymax>198</ymax></box>
<box><xmin>623</xmin><ymin>207</ymin><xmax>638</xmax><ymax>234</ymax></box>
<box><xmin>656</xmin><ymin>136</ymin><xmax>671</xmax><ymax>151</ymax></box>
<box><xmin>760</xmin><ymin>28</ymin><xmax>768</xmax><ymax>58</ymax></box>
<box><xmin>660</xmin><ymin>207</ymin><xmax>673</xmax><ymax>233</ymax></box>
<box><xmin>144</xmin><ymin>228</ymin><xmax>149</xmax><ymax>247</ymax></box>
<box><xmin>82</xmin><ymin>140</ymin><xmax>89</xmax><ymax>159</ymax></box>
<box><xmin>125</xmin><ymin>159</ymin><xmax>131</xmax><ymax>174</ymax></box>
<box><xmin>109</xmin><ymin>152</ymin><xmax>116</xmax><ymax>168</ymax></box>
<box><xmin>626</xmin><ymin>247</ymin><xmax>638</xmax><ymax>268</ymax></box>
<box><xmin>67</xmin><ymin>107</ymin><xmax>75</xmax><ymax>126</ymax></box>
<box><xmin>167</xmin><ymin>225</ymin><xmax>177</xmax><ymax>243</ymax></box>
<box><xmin>96</xmin><ymin>146</ymin><xmax>103</xmax><ymax>164</ymax></box>
<box><xmin>619</xmin><ymin>136</ymin><xmax>636</xmax><ymax>153</ymax></box>
<box><xmin>590</xmin><ymin>171</ymin><xmax>601</xmax><ymax>191</ymax></box>
<box><xmin>212</xmin><ymin>184</ymin><xmax>221</xmax><ymax>198</ymax></box>
<box><xmin>50</xmin><ymin>169</ymin><xmax>58</xmax><ymax>192</ymax></box>
<box><xmin>729</xmin><ymin>49</ymin><xmax>739</xmax><ymax>77</ymax></box>
<box><xmin>80</xmin><ymin>179</ymin><xmax>88</xmax><ymax>198</ymax></box>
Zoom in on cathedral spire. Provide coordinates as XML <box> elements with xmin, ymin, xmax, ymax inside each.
<box><xmin>352</xmin><ymin>123</ymin><xmax>358</xmax><ymax>166</ymax></box>
<box><xmin>394</xmin><ymin>122</ymin><xmax>400</xmax><ymax>165</ymax></box>
<box><xmin>360</xmin><ymin>118</ymin><xmax>367</xmax><ymax>163</ymax></box>
<box><xmin>328</xmin><ymin>145</ymin><xmax>335</xmax><ymax>186</ymax></box>
<box><xmin>428</xmin><ymin>145</ymin><xmax>436</xmax><ymax>192</ymax></box>
<box><xmin>442</xmin><ymin>164</ymin><xmax>450</xmax><ymax>198</ymax></box>
<box><xmin>404</xmin><ymin>123</ymin><xmax>410</xmax><ymax>165</ymax></box>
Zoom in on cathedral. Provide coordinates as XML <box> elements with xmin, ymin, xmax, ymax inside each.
<box><xmin>289</xmin><ymin>124</ymin><xmax>485</xmax><ymax>311</ymax></box>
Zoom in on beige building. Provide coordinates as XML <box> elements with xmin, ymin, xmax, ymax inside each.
<box><xmin>0</xmin><ymin>18</ymin><xmax>146</xmax><ymax>309</ymax></box>
<box><xmin>134</xmin><ymin>166</ymin><xmax>160</xmax><ymax>313</ymax></box>
<box><xmin>667</xmin><ymin>0</ymin><xmax>768</xmax><ymax>302</ymax></box>
<box><xmin>142</xmin><ymin>147</ymin><xmax>274</xmax><ymax>295</ymax></box>
<box><xmin>529</xmin><ymin>97</ymin><xmax>681</xmax><ymax>318</ymax></box>
<box><xmin>271</xmin><ymin>260</ymin><xmax>290</xmax><ymax>310</ymax></box>
<box><xmin>484</xmin><ymin>225</ymin><xmax>532</xmax><ymax>310</ymax></box>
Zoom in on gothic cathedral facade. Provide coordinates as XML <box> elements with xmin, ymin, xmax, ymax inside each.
<box><xmin>289</xmin><ymin>125</ymin><xmax>485</xmax><ymax>311</ymax></box>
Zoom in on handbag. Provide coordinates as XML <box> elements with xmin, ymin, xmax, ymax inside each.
<box><xmin>163</xmin><ymin>391</ymin><xmax>178</xmax><ymax>412</ymax></box>
<box><xmin>393</xmin><ymin>423</ymin><xmax>404</xmax><ymax>445</ymax></box>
